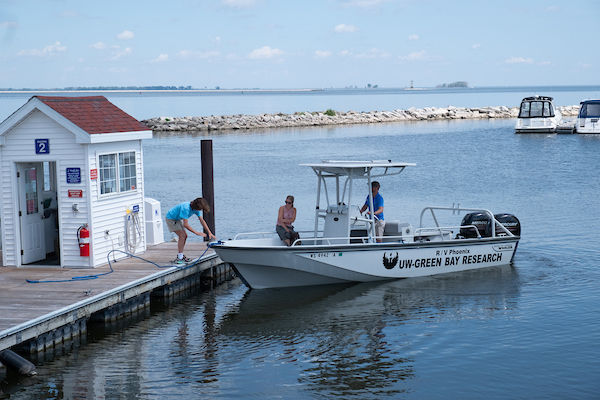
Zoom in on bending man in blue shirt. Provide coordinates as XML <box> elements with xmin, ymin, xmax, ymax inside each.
<box><xmin>165</xmin><ymin>197</ymin><xmax>216</xmax><ymax>264</ymax></box>
<box><xmin>360</xmin><ymin>181</ymin><xmax>385</xmax><ymax>243</ymax></box>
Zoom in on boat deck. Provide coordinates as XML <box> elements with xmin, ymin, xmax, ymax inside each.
<box><xmin>0</xmin><ymin>241</ymin><xmax>227</xmax><ymax>353</ymax></box>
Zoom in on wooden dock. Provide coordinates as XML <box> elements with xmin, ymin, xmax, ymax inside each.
<box><xmin>0</xmin><ymin>241</ymin><xmax>230</xmax><ymax>355</ymax></box>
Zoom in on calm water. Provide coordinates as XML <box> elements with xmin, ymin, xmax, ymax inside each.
<box><xmin>1</xmin><ymin>85</ymin><xmax>600</xmax><ymax>121</ymax></box>
<box><xmin>2</xmin><ymin>91</ymin><xmax>600</xmax><ymax>399</ymax></box>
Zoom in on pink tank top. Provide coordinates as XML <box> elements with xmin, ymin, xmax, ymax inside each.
<box><xmin>278</xmin><ymin>207</ymin><xmax>294</xmax><ymax>226</ymax></box>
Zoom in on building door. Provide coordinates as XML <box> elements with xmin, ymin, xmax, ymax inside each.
<box><xmin>18</xmin><ymin>162</ymin><xmax>46</xmax><ymax>264</ymax></box>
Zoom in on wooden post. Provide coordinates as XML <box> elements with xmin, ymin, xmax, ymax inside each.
<box><xmin>201</xmin><ymin>140</ymin><xmax>215</xmax><ymax>240</ymax></box>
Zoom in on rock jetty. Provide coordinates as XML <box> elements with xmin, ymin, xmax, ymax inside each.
<box><xmin>142</xmin><ymin>105</ymin><xmax>579</xmax><ymax>132</ymax></box>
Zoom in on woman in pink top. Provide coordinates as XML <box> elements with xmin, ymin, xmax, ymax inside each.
<box><xmin>276</xmin><ymin>195</ymin><xmax>297</xmax><ymax>246</ymax></box>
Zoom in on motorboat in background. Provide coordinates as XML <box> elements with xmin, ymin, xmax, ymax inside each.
<box><xmin>213</xmin><ymin>160</ymin><xmax>521</xmax><ymax>289</ymax></box>
<box><xmin>514</xmin><ymin>96</ymin><xmax>562</xmax><ymax>133</ymax></box>
<box><xmin>575</xmin><ymin>99</ymin><xmax>600</xmax><ymax>134</ymax></box>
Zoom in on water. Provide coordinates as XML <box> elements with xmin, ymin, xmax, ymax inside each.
<box><xmin>1</xmin><ymin>85</ymin><xmax>600</xmax><ymax>122</ymax></box>
<box><xmin>2</xmin><ymin>90</ymin><xmax>600</xmax><ymax>399</ymax></box>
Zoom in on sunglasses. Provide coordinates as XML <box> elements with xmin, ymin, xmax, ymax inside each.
<box><xmin>285</xmin><ymin>201</ymin><xmax>292</xmax><ymax>204</ymax></box>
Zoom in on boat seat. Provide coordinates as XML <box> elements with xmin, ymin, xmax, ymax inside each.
<box><xmin>384</xmin><ymin>221</ymin><xmax>413</xmax><ymax>236</ymax></box>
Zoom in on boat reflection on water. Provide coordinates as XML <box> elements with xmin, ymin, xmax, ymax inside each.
<box><xmin>215</xmin><ymin>265</ymin><xmax>521</xmax><ymax>396</ymax></box>
<box><xmin>220</xmin><ymin>264</ymin><xmax>521</xmax><ymax>335</ymax></box>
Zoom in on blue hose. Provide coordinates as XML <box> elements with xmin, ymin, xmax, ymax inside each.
<box><xmin>26</xmin><ymin>241</ymin><xmax>221</xmax><ymax>284</ymax></box>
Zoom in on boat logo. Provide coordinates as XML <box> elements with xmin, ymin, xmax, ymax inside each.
<box><xmin>383</xmin><ymin>252</ymin><xmax>399</xmax><ymax>269</ymax></box>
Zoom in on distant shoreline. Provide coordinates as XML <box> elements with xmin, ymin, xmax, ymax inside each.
<box><xmin>0</xmin><ymin>88</ymin><xmax>325</xmax><ymax>95</ymax></box>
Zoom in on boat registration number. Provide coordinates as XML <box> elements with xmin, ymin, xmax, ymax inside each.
<box><xmin>309</xmin><ymin>252</ymin><xmax>343</xmax><ymax>258</ymax></box>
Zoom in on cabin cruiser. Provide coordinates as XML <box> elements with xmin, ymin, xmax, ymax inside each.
<box><xmin>212</xmin><ymin>160</ymin><xmax>520</xmax><ymax>289</ymax></box>
<box><xmin>575</xmin><ymin>99</ymin><xmax>600</xmax><ymax>134</ymax></box>
<box><xmin>514</xmin><ymin>96</ymin><xmax>562</xmax><ymax>133</ymax></box>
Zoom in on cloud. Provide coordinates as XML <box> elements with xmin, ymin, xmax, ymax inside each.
<box><xmin>334</xmin><ymin>24</ymin><xmax>358</xmax><ymax>33</ymax></box>
<box><xmin>315</xmin><ymin>50</ymin><xmax>332</xmax><ymax>58</ymax></box>
<box><xmin>408</xmin><ymin>34</ymin><xmax>419</xmax><ymax>40</ymax></box>
<box><xmin>222</xmin><ymin>0</ymin><xmax>263</xmax><ymax>9</ymax></box>
<box><xmin>151</xmin><ymin>54</ymin><xmax>169</xmax><ymax>63</ymax></box>
<box><xmin>17</xmin><ymin>41</ymin><xmax>66</xmax><ymax>57</ymax></box>
<box><xmin>1</xmin><ymin>21</ymin><xmax>19</xmax><ymax>29</ymax></box>
<box><xmin>400</xmin><ymin>50</ymin><xmax>427</xmax><ymax>61</ymax></box>
<box><xmin>117</xmin><ymin>30</ymin><xmax>134</xmax><ymax>40</ymax></box>
<box><xmin>248</xmin><ymin>46</ymin><xmax>284</xmax><ymax>59</ymax></box>
<box><xmin>110</xmin><ymin>46</ymin><xmax>132</xmax><ymax>60</ymax></box>
<box><xmin>338</xmin><ymin>50</ymin><xmax>352</xmax><ymax>56</ymax></box>
<box><xmin>505</xmin><ymin>56</ymin><xmax>533</xmax><ymax>64</ymax></box>
<box><xmin>339</xmin><ymin>0</ymin><xmax>390</xmax><ymax>10</ymax></box>
<box><xmin>90</xmin><ymin>42</ymin><xmax>108</xmax><ymax>50</ymax></box>
<box><xmin>539</xmin><ymin>61</ymin><xmax>552</xmax><ymax>66</ymax></box>
<box><xmin>472</xmin><ymin>44</ymin><xmax>480</xmax><ymax>49</ymax></box>
<box><xmin>59</xmin><ymin>10</ymin><xmax>80</xmax><ymax>18</ymax></box>
<box><xmin>356</xmin><ymin>48</ymin><xmax>391</xmax><ymax>59</ymax></box>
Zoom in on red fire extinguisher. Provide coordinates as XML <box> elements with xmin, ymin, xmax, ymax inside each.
<box><xmin>78</xmin><ymin>224</ymin><xmax>90</xmax><ymax>257</ymax></box>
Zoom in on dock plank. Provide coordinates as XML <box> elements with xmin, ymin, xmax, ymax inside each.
<box><xmin>0</xmin><ymin>241</ymin><xmax>219</xmax><ymax>348</ymax></box>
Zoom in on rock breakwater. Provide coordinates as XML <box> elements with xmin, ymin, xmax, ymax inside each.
<box><xmin>142</xmin><ymin>105</ymin><xmax>579</xmax><ymax>132</ymax></box>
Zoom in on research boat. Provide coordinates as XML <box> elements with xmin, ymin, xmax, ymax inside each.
<box><xmin>212</xmin><ymin>160</ymin><xmax>520</xmax><ymax>289</ymax></box>
<box><xmin>514</xmin><ymin>95</ymin><xmax>562</xmax><ymax>133</ymax></box>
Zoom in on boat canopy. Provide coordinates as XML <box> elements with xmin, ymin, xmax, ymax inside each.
<box><xmin>301</xmin><ymin>160</ymin><xmax>416</xmax><ymax>178</ymax></box>
<box><xmin>578</xmin><ymin>99</ymin><xmax>600</xmax><ymax>118</ymax></box>
<box><xmin>518</xmin><ymin>96</ymin><xmax>555</xmax><ymax>118</ymax></box>
<box><xmin>300</xmin><ymin>160</ymin><xmax>416</xmax><ymax>241</ymax></box>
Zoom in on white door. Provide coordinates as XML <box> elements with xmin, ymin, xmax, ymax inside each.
<box><xmin>18</xmin><ymin>162</ymin><xmax>46</xmax><ymax>264</ymax></box>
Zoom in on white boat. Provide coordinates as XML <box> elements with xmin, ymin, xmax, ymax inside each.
<box><xmin>213</xmin><ymin>160</ymin><xmax>521</xmax><ymax>289</ymax></box>
<box><xmin>575</xmin><ymin>99</ymin><xmax>600</xmax><ymax>134</ymax></box>
<box><xmin>514</xmin><ymin>96</ymin><xmax>562</xmax><ymax>133</ymax></box>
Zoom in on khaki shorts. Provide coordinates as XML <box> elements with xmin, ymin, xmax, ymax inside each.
<box><xmin>375</xmin><ymin>219</ymin><xmax>386</xmax><ymax>238</ymax></box>
<box><xmin>166</xmin><ymin>218</ymin><xmax>184</xmax><ymax>232</ymax></box>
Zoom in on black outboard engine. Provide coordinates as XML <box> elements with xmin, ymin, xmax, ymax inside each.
<box><xmin>460</xmin><ymin>212</ymin><xmax>491</xmax><ymax>238</ymax></box>
<box><xmin>493</xmin><ymin>213</ymin><xmax>521</xmax><ymax>237</ymax></box>
<box><xmin>459</xmin><ymin>212</ymin><xmax>521</xmax><ymax>238</ymax></box>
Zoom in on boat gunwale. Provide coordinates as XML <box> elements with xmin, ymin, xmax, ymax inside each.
<box><xmin>212</xmin><ymin>235</ymin><xmax>520</xmax><ymax>252</ymax></box>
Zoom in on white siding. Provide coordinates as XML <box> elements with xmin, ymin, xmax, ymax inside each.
<box><xmin>1</xmin><ymin>110</ymin><xmax>148</xmax><ymax>268</ymax></box>
<box><xmin>88</xmin><ymin>142</ymin><xmax>147</xmax><ymax>267</ymax></box>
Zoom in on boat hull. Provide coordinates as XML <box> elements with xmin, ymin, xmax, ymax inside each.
<box><xmin>214</xmin><ymin>237</ymin><xmax>519</xmax><ymax>289</ymax></box>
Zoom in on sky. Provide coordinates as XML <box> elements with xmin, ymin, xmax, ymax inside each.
<box><xmin>0</xmin><ymin>0</ymin><xmax>598</xmax><ymax>89</ymax></box>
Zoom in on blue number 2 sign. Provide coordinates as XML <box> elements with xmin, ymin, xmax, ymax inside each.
<box><xmin>35</xmin><ymin>139</ymin><xmax>50</xmax><ymax>154</ymax></box>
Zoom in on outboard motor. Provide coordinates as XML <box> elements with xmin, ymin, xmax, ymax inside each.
<box><xmin>460</xmin><ymin>212</ymin><xmax>491</xmax><ymax>238</ymax></box>
<box><xmin>460</xmin><ymin>212</ymin><xmax>520</xmax><ymax>238</ymax></box>
<box><xmin>494</xmin><ymin>213</ymin><xmax>521</xmax><ymax>236</ymax></box>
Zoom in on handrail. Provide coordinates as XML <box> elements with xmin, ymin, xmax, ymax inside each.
<box><xmin>414</xmin><ymin>225</ymin><xmax>481</xmax><ymax>240</ymax></box>
<box><xmin>419</xmin><ymin>206</ymin><xmax>514</xmax><ymax>237</ymax></box>
<box><xmin>233</xmin><ymin>230</ymin><xmax>320</xmax><ymax>240</ymax></box>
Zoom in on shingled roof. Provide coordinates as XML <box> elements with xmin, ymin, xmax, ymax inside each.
<box><xmin>35</xmin><ymin>96</ymin><xmax>149</xmax><ymax>134</ymax></box>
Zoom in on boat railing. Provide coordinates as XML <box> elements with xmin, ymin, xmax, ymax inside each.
<box><xmin>419</xmin><ymin>206</ymin><xmax>514</xmax><ymax>237</ymax></box>
<box><xmin>233</xmin><ymin>230</ymin><xmax>321</xmax><ymax>240</ymax></box>
<box><xmin>414</xmin><ymin>225</ymin><xmax>480</xmax><ymax>240</ymax></box>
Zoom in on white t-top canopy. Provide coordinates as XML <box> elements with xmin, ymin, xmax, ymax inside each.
<box><xmin>300</xmin><ymin>160</ymin><xmax>416</xmax><ymax>178</ymax></box>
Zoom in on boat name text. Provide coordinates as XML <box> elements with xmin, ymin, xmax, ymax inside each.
<box><xmin>382</xmin><ymin>252</ymin><xmax>503</xmax><ymax>269</ymax></box>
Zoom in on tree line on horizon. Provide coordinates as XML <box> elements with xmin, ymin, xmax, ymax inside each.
<box><xmin>0</xmin><ymin>86</ymin><xmax>196</xmax><ymax>91</ymax></box>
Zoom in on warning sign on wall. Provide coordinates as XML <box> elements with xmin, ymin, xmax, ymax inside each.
<box><xmin>68</xmin><ymin>190</ymin><xmax>83</xmax><ymax>198</ymax></box>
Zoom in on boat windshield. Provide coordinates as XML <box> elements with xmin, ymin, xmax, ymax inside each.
<box><xmin>518</xmin><ymin>100</ymin><xmax>554</xmax><ymax>118</ymax></box>
<box><xmin>578</xmin><ymin>101</ymin><xmax>600</xmax><ymax>118</ymax></box>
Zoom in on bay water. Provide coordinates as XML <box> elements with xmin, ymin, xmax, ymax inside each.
<box><xmin>1</xmin><ymin>88</ymin><xmax>600</xmax><ymax>399</ymax></box>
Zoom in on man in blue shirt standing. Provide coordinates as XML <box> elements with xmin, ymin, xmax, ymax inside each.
<box><xmin>360</xmin><ymin>181</ymin><xmax>385</xmax><ymax>242</ymax></box>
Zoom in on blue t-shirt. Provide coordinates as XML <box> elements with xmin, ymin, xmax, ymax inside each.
<box><xmin>364</xmin><ymin>193</ymin><xmax>384</xmax><ymax>220</ymax></box>
<box><xmin>165</xmin><ymin>202</ymin><xmax>200</xmax><ymax>220</ymax></box>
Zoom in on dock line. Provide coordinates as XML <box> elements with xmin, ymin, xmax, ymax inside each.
<box><xmin>25</xmin><ymin>242</ymin><xmax>222</xmax><ymax>284</ymax></box>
